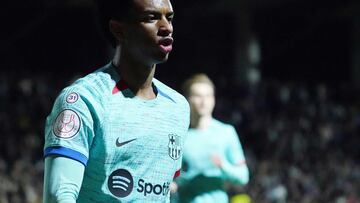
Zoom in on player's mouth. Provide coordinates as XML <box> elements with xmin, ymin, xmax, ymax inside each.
<box><xmin>158</xmin><ymin>37</ymin><xmax>173</xmax><ymax>54</ymax></box>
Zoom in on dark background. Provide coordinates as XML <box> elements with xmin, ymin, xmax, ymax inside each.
<box><xmin>1</xmin><ymin>0</ymin><xmax>358</xmax><ymax>84</ymax></box>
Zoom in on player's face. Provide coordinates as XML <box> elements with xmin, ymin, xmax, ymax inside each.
<box><xmin>188</xmin><ymin>83</ymin><xmax>215</xmax><ymax>117</ymax></box>
<box><xmin>122</xmin><ymin>0</ymin><xmax>174</xmax><ymax>65</ymax></box>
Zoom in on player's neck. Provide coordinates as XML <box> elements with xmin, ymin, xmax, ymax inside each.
<box><xmin>113</xmin><ymin>47</ymin><xmax>157</xmax><ymax>100</ymax></box>
<box><xmin>190</xmin><ymin>115</ymin><xmax>212</xmax><ymax>130</ymax></box>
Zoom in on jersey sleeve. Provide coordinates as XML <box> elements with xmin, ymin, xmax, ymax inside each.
<box><xmin>44</xmin><ymin>86</ymin><xmax>102</xmax><ymax>166</ymax></box>
<box><xmin>221</xmin><ymin>125</ymin><xmax>249</xmax><ymax>185</ymax></box>
<box><xmin>226</xmin><ymin>126</ymin><xmax>246</xmax><ymax>165</ymax></box>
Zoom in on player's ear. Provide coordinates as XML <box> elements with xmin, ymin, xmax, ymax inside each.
<box><xmin>109</xmin><ymin>20</ymin><xmax>124</xmax><ymax>44</ymax></box>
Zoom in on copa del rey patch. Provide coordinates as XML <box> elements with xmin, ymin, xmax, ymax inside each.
<box><xmin>53</xmin><ymin>109</ymin><xmax>81</xmax><ymax>139</ymax></box>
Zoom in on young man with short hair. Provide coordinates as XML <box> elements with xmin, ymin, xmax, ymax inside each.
<box><xmin>172</xmin><ymin>73</ymin><xmax>249</xmax><ymax>203</ymax></box>
<box><xmin>43</xmin><ymin>0</ymin><xmax>189</xmax><ymax>202</ymax></box>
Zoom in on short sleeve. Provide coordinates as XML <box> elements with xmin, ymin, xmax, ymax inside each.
<box><xmin>44</xmin><ymin>86</ymin><xmax>101</xmax><ymax>166</ymax></box>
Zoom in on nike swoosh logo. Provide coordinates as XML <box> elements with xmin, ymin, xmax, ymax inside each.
<box><xmin>116</xmin><ymin>138</ymin><xmax>137</xmax><ymax>147</ymax></box>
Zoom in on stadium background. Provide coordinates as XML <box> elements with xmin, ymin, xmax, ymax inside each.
<box><xmin>0</xmin><ymin>0</ymin><xmax>359</xmax><ymax>202</ymax></box>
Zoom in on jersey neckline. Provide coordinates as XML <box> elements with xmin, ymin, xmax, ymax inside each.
<box><xmin>108</xmin><ymin>62</ymin><xmax>161</xmax><ymax>104</ymax></box>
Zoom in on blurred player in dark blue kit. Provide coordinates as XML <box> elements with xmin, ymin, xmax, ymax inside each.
<box><xmin>42</xmin><ymin>0</ymin><xmax>190</xmax><ymax>202</ymax></box>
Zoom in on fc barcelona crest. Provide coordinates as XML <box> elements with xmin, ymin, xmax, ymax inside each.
<box><xmin>168</xmin><ymin>134</ymin><xmax>181</xmax><ymax>160</ymax></box>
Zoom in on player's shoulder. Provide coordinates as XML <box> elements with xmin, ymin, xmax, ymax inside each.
<box><xmin>62</xmin><ymin>63</ymin><xmax>116</xmax><ymax>98</ymax></box>
<box><xmin>72</xmin><ymin>63</ymin><xmax>115</xmax><ymax>93</ymax></box>
<box><xmin>53</xmin><ymin>63</ymin><xmax>116</xmax><ymax>111</ymax></box>
<box><xmin>211</xmin><ymin>118</ymin><xmax>236</xmax><ymax>131</ymax></box>
<box><xmin>153</xmin><ymin>78</ymin><xmax>189</xmax><ymax>107</ymax></box>
<box><xmin>211</xmin><ymin>119</ymin><xmax>239</xmax><ymax>141</ymax></box>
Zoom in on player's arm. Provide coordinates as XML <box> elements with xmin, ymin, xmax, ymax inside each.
<box><xmin>43</xmin><ymin>87</ymin><xmax>101</xmax><ymax>202</ymax></box>
<box><xmin>217</xmin><ymin>126</ymin><xmax>249</xmax><ymax>185</ymax></box>
<box><xmin>217</xmin><ymin>156</ymin><xmax>249</xmax><ymax>185</ymax></box>
<box><xmin>43</xmin><ymin>156</ymin><xmax>85</xmax><ymax>203</ymax></box>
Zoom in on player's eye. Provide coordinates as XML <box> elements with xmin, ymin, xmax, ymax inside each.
<box><xmin>166</xmin><ymin>13</ymin><xmax>174</xmax><ymax>23</ymax></box>
<box><xmin>147</xmin><ymin>15</ymin><xmax>157</xmax><ymax>21</ymax></box>
<box><xmin>141</xmin><ymin>14</ymin><xmax>158</xmax><ymax>22</ymax></box>
<box><xmin>167</xmin><ymin>16</ymin><xmax>173</xmax><ymax>23</ymax></box>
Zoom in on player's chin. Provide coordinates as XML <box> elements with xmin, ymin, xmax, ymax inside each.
<box><xmin>154</xmin><ymin>53</ymin><xmax>170</xmax><ymax>64</ymax></box>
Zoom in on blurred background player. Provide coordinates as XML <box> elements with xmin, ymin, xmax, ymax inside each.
<box><xmin>42</xmin><ymin>0</ymin><xmax>190</xmax><ymax>202</ymax></box>
<box><xmin>171</xmin><ymin>73</ymin><xmax>249</xmax><ymax>203</ymax></box>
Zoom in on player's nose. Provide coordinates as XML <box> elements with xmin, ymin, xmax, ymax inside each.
<box><xmin>157</xmin><ymin>17</ymin><xmax>172</xmax><ymax>36</ymax></box>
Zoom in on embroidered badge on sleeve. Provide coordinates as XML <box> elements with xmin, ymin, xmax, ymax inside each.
<box><xmin>53</xmin><ymin>109</ymin><xmax>81</xmax><ymax>139</ymax></box>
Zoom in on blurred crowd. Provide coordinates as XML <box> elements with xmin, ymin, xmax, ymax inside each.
<box><xmin>0</xmin><ymin>70</ymin><xmax>359</xmax><ymax>203</ymax></box>
<box><xmin>218</xmin><ymin>79</ymin><xmax>360</xmax><ymax>203</ymax></box>
<box><xmin>0</xmin><ymin>71</ymin><xmax>64</xmax><ymax>203</ymax></box>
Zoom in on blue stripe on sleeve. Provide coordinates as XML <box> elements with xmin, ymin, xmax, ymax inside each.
<box><xmin>44</xmin><ymin>146</ymin><xmax>88</xmax><ymax>166</ymax></box>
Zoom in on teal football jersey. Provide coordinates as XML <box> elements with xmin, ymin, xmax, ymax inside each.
<box><xmin>176</xmin><ymin>119</ymin><xmax>248</xmax><ymax>203</ymax></box>
<box><xmin>44</xmin><ymin>63</ymin><xmax>190</xmax><ymax>202</ymax></box>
